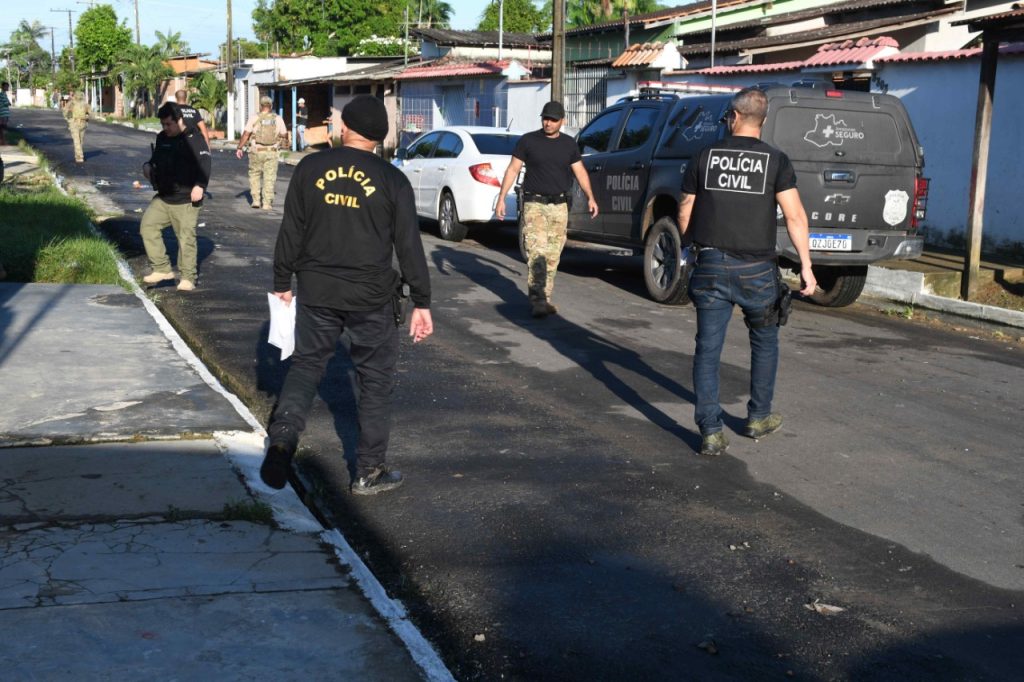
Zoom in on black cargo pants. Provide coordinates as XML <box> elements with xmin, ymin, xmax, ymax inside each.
<box><xmin>268</xmin><ymin>301</ymin><xmax>398</xmax><ymax>476</ymax></box>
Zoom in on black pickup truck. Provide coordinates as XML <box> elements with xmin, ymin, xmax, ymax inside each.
<box><xmin>540</xmin><ymin>82</ymin><xmax>928</xmax><ymax>307</ymax></box>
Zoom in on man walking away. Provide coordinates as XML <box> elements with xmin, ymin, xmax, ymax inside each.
<box><xmin>296</xmin><ymin>97</ymin><xmax>308</xmax><ymax>150</ymax></box>
<box><xmin>236</xmin><ymin>95</ymin><xmax>288</xmax><ymax>210</ymax></box>
<box><xmin>65</xmin><ymin>92</ymin><xmax>92</xmax><ymax>163</ymax></box>
<box><xmin>261</xmin><ymin>95</ymin><xmax>434</xmax><ymax>495</ymax></box>
<box><xmin>678</xmin><ymin>87</ymin><xmax>816</xmax><ymax>457</ymax></box>
<box><xmin>495</xmin><ymin>100</ymin><xmax>598</xmax><ymax>318</ymax></box>
<box><xmin>140</xmin><ymin>102</ymin><xmax>211</xmax><ymax>292</ymax></box>
<box><xmin>175</xmin><ymin>89</ymin><xmax>210</xmax><ymax>146</ymax></box>
<box><xmin>0</xmin><ymin>82</ymin><xmax>11</xmax><ymax>145</ymax></box>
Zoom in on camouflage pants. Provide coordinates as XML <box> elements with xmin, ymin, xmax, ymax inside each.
<box><xmin>69</xmin><ymin>122</ymin><xmax>87</xmax><ymax>162</ymax></box>
<box><xmin>522</xmin><ymin>201</ymin><xmax>569</xmax><ymax>303</ymax></box>
<box><xmin>248</xmin><ymin>149</ymin><xmax>279</xmax><ymax>207</ymax></box>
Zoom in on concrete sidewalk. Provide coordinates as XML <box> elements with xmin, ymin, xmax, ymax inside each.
<box><xmin>0</xmin><ymin>281</ymin><xmax>444</xmax><ymax>679</ymax></box>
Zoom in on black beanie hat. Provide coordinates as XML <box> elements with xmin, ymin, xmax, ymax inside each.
<box><xmin>342</xmin><ymin>95</ymin><xmax>389</xmax><ymax>142</ymax></box>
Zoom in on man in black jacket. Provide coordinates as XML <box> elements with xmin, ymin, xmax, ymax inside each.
<box><xmin>261</xmin><ymin>95</ymin><xmax>433</xmax><ymax>495</ymax></box>
<box><xmin>141</xmin><ymin>101</ymin><xmax>211</xmax><ymax>292</ymax></box>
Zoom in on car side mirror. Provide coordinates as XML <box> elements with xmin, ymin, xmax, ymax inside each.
<box><xmin>395</xmin><ymin>147</ymin><xmax>408</xmax><ymax>160</ymax></box>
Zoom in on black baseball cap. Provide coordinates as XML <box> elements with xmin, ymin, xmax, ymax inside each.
<box><xmin>541</xmin><ymin>101</ymin><xmax>565</xmax><ymax>120</ymax></box>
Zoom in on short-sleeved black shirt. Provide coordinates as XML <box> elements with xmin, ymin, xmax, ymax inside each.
<box><xmin>178</xmin><ymin>104</ymin><xmax>203</xmax><ymax>135</ymax></box>
<box><xmin>682</xmin><ymin>135</ymin><xmax>797</xmax><ymax>259</ymax></box>
<box><xmin>512</xmin><ymin>130</ymin><xmax>581</xmax><ymax>196</ymax></box>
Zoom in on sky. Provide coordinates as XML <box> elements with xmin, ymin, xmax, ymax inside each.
<box><xmin>2</xmin><ymin>0</ymin><xmax>494</xmax><ymax>60</ymax></box>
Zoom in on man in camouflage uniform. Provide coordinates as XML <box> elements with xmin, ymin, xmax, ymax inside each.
<box><xmin>236</xmin><ymin>95</ymin><xmax>288</xmax><ymax>210</ymax></box>
<box><xmin>496</xmin><ymin>100</ymin><xmax>598</xmax><ymax>317</ymax></box>
<box><xmin>65</xmin><ymin>91</ymin><xmax>92</xmax><ymax>163</ymax></box>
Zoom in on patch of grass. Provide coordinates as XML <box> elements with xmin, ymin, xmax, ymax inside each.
<box><xmin>0</xmin><ymin>184</ymin><xmax>122</xmax><ymax>285</ymax></box>
<box><xmin>222</xmin><ymin>499</ymin><xmax>276</xmax><ymax>526</ymax></box>
<box><xmin>882</xmin><ymin>305</ymin><xmax>915</xmax><ymax>320</ymax></box>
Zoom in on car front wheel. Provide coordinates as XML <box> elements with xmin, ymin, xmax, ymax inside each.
<box><xmin>808</xmin><ymin>265</ymin><xmax>867</xmax><ymax>307</ymax></box>
<box><xmin>643</xmin><ymin>217</ymin><xmax>690</xmax><ymax>305</ymax></box>
<box><xmin>438</xmin><ymin>190</ymin><xmax>468</xmax><ymax>242</ymax></box>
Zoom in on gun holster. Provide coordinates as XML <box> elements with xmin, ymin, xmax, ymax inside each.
<box><xmin>392</xmin><ymin>281</ymin><xmax>410</xmax><ymax>327</ymax></box>
<box><xmin>745</xmin><ymin>267</ymin><xmax>791</xmax><ymax>329</ymax></box>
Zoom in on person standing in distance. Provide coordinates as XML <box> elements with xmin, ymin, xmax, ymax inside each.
<box><xmin>0</xmin><ymin>82</ymin><xmax>11</xmax><ymax>145</ymax></box>
<box><xmin>174</xmin><ymin>89</ymin><xmax>211</xmax><ymax>146</ymax></box>
<box><xmin>260</xmin><ymin>95</ymin><xmax>434</xmax><ymax>495</ymax></box>
<box><xmin>495</xmin><ymin>100</ymin><xmax>598</xmax><ymax>318</ymax></box>
<box><xmin>236</xmin><ymin>95</ymin><xmax>288</xmax><ymax>210</ymax></box>
<box><xmin>296</xmin><ymin>97</ymin><xmax>308</xmax><ymax>151</ymax></box>
<box><xmin>678</xmin><ymin>87</ymin><xmax>816</xmax><ymax>457</ymax></box>
<box><xmin>64</xmin><ymin>91</ymin><xmax>92</xmax><ymax>164</ymax></box>
<box><xmin>140</xmin><ymin>102</ymin><xmax>211</xmax><ymax>292</ymax></box>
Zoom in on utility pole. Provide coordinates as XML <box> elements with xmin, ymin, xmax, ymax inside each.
<box><xmin>134</xmin><ymin>0</ymin><xmax>141</xmax><ymax>45</ymax></box>
<box><xmin>404</xmin><ymin>5</ymin><xmax>409</xmax><ymax>67</ymax></box>
<box><xmin>51</xmin><ymin>8</ymin><xmax>76</xmax><ymax>71</ymax></box>
<box><xmin>552</xmin><ymin>0</ymin><xmax>565</xmax><ymax>103</ymax></box>
<box><xmin>226</xmin><ymin>0</ymin><xmax>235</xmax><ymax>141</ymax></box>
<box><xmin>498</xmin><ymin>0</ymin><xmax>504</xmax><ymax>61</ymax></box>
<box><xmin>48</xmin><ymin>27</ymin><xmax>58</xmax><ymax>74</ymax></box>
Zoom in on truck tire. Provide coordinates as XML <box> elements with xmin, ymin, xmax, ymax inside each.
<box><xmin>438</xmin><ymin>191</ymin><xmax>468</xmax><ymax>242</ymax></box>
<box><xmin>809</xmin><ymin>265</ymin><xmax>867</xmax><ymax>307</ymax></box>
<box><xmin>643</xmin><ymin>217</ymin><xmax>690</xmax><ymax>305</ymax></box>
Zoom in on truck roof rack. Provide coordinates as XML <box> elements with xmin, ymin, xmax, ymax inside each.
<box><xmin>636</xmin><ymin>80</ymin><xmax>742</xmax><ymax>97</ymax></box>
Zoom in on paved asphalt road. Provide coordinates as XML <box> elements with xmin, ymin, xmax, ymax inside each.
<box><xmin>16</xmin><ymin>109</ymin><xmax>1024</xmax><ymax>680</ymax></box>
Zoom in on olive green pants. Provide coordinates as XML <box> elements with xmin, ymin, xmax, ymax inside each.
<box><xmin>69</xmin><ymin>122</ymin><xmax>87</xmax><ymax>162</ymax></box>
<box><xmin>248</xmin><ymin>149</ymin><xmax>279</xmax><ymax>207</ymax></box>
<box><xmin>140</xmin><ymin>197</ymin><xmax>200</xmax><ymax>281</ymax></box>
<box><xmin>522</xmin><ymin>201</ymin><xmax>569</xmax><ymax>303</ymax></box>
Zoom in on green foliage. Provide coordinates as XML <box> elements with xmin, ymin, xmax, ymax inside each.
<box><xmin>2</xmin><ymin>20</ymin><xmax>53</xmax><ymax>90</ymax></box>
<box><xmin>118</xmin><ymin>43</ymin><xmax>174</xmax><ymax>117</ymax></box>
<box><xmin>154</xmin><ymin>29</ymin><xmax>190</xmax><ymax>58</ymax></box>
<box><xmin>568</xmin><ymin>0</ymin><xmax>663</xmax><ymax>28</ymax></box>
<box><xmin>221</xmin><ymin>38</ymin><xmax>270</xmax><ymax>61</ymax></box>
<box><xmin>0</xmin><ymin>185</ymin><xmax>120</xmax><ymax>285</ymax></box>
<box><xmin>189</xmin><ymin>72</ymin><xmax>227</xmax><ymax>129</ymax></box>
<box><xmin>414</xmin><ymin>0</ymin><xmax>454</xmax><ymax>28</ymax></box>
<box><xmin>477</xmin><ymin>0</ymin><xmax>548</xmax><ymax>33</ymax></box>
<box><xmin>221</xmin><ymin>499</ymin><xmax>276</xmax><ymax>526</ymax></box>
<box><xmin>75</xmin><ymin>5</ymin><xmax>133</xmax><ymax>73</ymax></box>
<box><xmin>252</xmin><ymin>0</ymin><xmax>406</xmax><ymax>56</ymax></box>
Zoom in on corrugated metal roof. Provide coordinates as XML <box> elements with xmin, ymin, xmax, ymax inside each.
<box><xmin>876</xmin><ymin>41</ymin><xmax>1024</xmax><ymax>63</ymax></box>
<box><xmin>611</xmin><ymin>42</ymin><xmax>674</xmax><ymax>68</ymax></box>
<box><xmin>951</xmin><ymin>6</ymin><xmax>1024</xmax><ymax>28</ymax></box>
<box><xmin>395</xmin><ymin>60</ymin><xmax>511</xmax><ymax>80</ymax></box>
<box><xmin>412</xmin><ymin>28</ymin><xmax>543</xmax><ymax>48</ymax></box>
<box><xmin>802</xmin><ymin>36</ymin><xmax>900</xmax><ymax>66</ymax></box>
<box><xmin>541</xmin><ymin>0</ymin><xmax>753</xmax><ymax>38</ymax></box>
<box><xmin>681</xmin><ymin>0</ymin><xmax>932</xmax><ymax>38</ymax></box>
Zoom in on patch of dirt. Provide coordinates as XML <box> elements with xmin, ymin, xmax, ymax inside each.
<box><xmin>970</xmin><ymin>277</ymin><xmax>1024</xmax><ymax>312</ymax></box>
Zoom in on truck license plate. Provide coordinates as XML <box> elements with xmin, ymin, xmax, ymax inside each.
<box><xmin>810</xmin><ymin>233</ymin><xmax>852</xmax><ymax>251</ymax></box>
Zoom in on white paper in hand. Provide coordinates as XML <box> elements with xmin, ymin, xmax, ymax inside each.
<box><xmin>267</xmin><ymin>293</ymin><xmax>297</xmax><ymax>359</ymax></box>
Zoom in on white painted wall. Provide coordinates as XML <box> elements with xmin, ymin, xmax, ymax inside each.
<box><xmin>506</xmin><ymin>80</ymin><xmax>550</xmax><ymax>132</ymax></box>
<box><xmin>876</xmin><ymin>54</ymin><xmax>1024</xmax><ymax>248</ymax></box>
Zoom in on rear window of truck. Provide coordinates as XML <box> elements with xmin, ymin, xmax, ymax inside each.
<box><xmin>768</xmin><ymin>105</ymin><xmax>913</xmax><ymax>166</ymax></box>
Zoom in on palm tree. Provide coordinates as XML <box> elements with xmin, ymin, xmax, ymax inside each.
<box><xmin>568</xmin><ymin>0</ymin><xmax>662</xmax><ymax>27</ymax></box>
<box><xmin>418</xmin><ymin>0</ymin><xmax>454</xmax><ymax>28</ymax></box>
<box><xmin>2</xmin><ymin>20</ymin><xmax>52</xmax><ymax>91</ymax></box>
<box><xmin>189</xmin><ymin>72</ymin><xmax>226</xmax><ymax>130</ymax></box>
<box><xmin>119</xmin><ymin>43</ymin><xmax>174</xmax><ymax>117</ymax></box>
<box><xmin>154</xmin><ymin>29</ymin><xmax>190</xmax><ymax>58</ymax></box>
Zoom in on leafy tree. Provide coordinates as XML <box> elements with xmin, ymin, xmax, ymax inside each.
<box><xmin>75</xmin><ymin>5</ymin><xmax>133</xmax><ymax>74</ymax></box>
<box><xmin>568</xmin><ymin>0</ymin><xmax>663</xmax><ymax>28</ymax></box>
<box><xmin>252</xmin><ymin>0</ymin><xmax>405</xmax><ymax>56</ymax></box>
<box><xmin>117</xmin><ymin>43</ymin><xmax>173</xmax><ymax>117</ymax></box>
<box><xmin>220</xmin><ymin>38</ymin><xmax>270</xmax><ymax>61</ymax></box>
<box><xmin>154</xmin><ymin>29</ymin><xmax>190</xmax><ymax>58</ymax></box>
<box><xmin>2</xmin><ymin>20</ymin><xmax>53</xmax><ymax>90</ymax></box>
<box><xmin>477</xmin><ymin>0</ymin><xmax>548</xmax><ymax>33</ymax></box>
<box><xmin>189</xmin><ymin>71</ymin><xmax>226</xmax><ymax>129</ymax></box>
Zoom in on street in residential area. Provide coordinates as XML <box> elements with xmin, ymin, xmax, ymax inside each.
<box><xmin>9</xmin><ymin>109</ymin><xmax>1021</xmax><ymax>680</ymax></box>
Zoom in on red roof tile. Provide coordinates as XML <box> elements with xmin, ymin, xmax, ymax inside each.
<box><xmin>395</xmin><ymin>61</ymin><xmax>510</xmax><ymax>80</ymax></box>
<box><xmin>802</xmin><ymin>36</ymin><xmax>900</xmax><ymax>67</ymax></box>
<box><xmin>876</xmin><ymin>42</ymin><xmax>1024</xmax><ymax>63</ymax></box>
<box><xmin>685</xmin><ymin>61</ymin><xmax>805</xmax><ymax>75</ymax></box>
<box><xmin>611</xmin><ymin>42</ymin><xmax>674</xmax><ymax>68</ymax></box>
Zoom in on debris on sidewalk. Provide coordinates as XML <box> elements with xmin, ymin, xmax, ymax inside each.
<box><xmin>804</xmin><ymin>599</ymin><xmax>846</xmax><ymax>616</ymax></box>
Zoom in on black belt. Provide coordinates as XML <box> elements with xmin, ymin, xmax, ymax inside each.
<box><xmin>523</xmin><ymin>192</ymin><xmax>568</xmax><ymax>205</ymax></box>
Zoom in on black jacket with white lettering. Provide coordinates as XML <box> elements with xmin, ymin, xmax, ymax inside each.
<box><xmin>682</xmin><ymin>135</ymin><xmax>796</xmax><ymax>259</ymax></box>
<box><xmin>273</xmin><ymin>146</ymin><xmax>431</xmax><ymax>310</ymax></box>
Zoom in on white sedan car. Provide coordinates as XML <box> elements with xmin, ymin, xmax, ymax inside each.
<box><xmin>393</xmin><ymin>126</ymin><xmax>525</xmax><ymax>241</ymax></box>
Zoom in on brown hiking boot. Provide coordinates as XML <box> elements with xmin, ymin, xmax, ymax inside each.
<box><xmin>143</xmin><ymin>271</ymin><xmax>175</xmax><ymax>284</ymax></box>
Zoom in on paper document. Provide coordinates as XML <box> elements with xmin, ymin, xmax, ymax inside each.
<box><xmin>267</xmin><ymin>293</ymin><xmax>297</xmax><ymax>359</ymax></box>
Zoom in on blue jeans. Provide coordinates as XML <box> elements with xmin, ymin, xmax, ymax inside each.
<box><xmin>297</xmin><ymin>124</ymin><xmax>307</xmax><ymax>150</ymax></box>
<box><xmin>689</xmin><ymin>251</ymin><xmax>780</xmax><ymax>435</ymax></box>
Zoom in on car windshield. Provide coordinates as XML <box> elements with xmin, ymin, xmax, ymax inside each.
<box><xmin>470</xmin><ymin>133</ymin><xmax>521</xmax><ymax>155</ymax></box>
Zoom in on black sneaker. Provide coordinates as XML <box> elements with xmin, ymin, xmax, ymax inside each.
<box><xmin>351</xmin><ymin>466</ymin><xmax>404</xmax><ymax>496</ymax></box>
<box><xmin>260</xmin><ymin>442</ymin><xmax>295</xmax><ymax>490</ymax></box>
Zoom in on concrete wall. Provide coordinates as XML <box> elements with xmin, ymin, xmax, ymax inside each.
<box><xmin>876</xmin><ymin>54</ymin><xmax>1024</xmax><ymax>251</ymax></box>
<box><xmin>507</xmin><ymin>80</ymin><xmax>550</xmax><ymax>132</ymax></box>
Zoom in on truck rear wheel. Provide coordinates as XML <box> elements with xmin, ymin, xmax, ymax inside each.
<box><xmin>643</xmin><ymin>217</ymin><xmax>690</xmax><ymax>305</ymax></box>
<box><xmin>809</xmin><ymin>265</ymin><xmax>867</xmax><ymax>307</ymax></box>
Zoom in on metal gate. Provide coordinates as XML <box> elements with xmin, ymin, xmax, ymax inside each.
<box><xmin>564</xmin><ymin>66</ymin><xmax>610</xmax><ymax>130</ymax></box>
